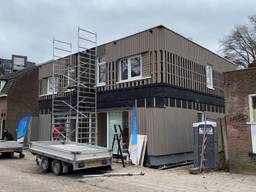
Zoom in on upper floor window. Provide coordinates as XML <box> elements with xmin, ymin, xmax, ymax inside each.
<box><xmin>47</xmin><ymin>76</ymin><xmax>58</xmax><ymax>95</ymax></box>
<box><xmin>119</xmin><ymin>55</ymin><xmax>142</xmax><ymax>82</ymax></box>
<box><xmin>97</xmin><ymin>57</ymin><xmax>106</xmax><ymax>86</ymax></box>
<box><xmin>206</xmin><ymin>64</ymin><xmax>214</xmax><ymax>89</ymax></box>
<box><xmin>67</xmin><ymin>65</ymin><xmax>76</xmax><ymax>88</ymax></box>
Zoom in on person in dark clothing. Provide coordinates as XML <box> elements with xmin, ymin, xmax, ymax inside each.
<box><xmin>2</xmin><ymin>129</ymin><xmax>13</xmax><ymax>141</ymax></box>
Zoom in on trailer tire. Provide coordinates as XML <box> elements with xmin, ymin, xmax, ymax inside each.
<box><xmin>41</xmin><ymin>157</ymin><xmax>51</xmax><ymax>172</ymax></box>
<box><xmin>52</xmin><ymin>160</ymin><xmax>62</xmax><ymax>176</ymax></box>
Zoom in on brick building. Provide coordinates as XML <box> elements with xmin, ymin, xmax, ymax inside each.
<box><xmin>0</xmin><ymin>66</ymin><xmax>39</xmax><ymax>139</ymax></box>
<box><xmin>224</xmin><ymin>66</ymin><xmax>256</xmax><ymax>174</ymax></box>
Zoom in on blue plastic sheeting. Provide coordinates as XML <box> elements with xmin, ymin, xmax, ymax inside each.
<box><xmin>16</xmin><ymin>116</ymin><xmax>31</xmax><ymax>140</ymax></box>
<box><xmin>132</xmin><ymin>107</ymin><xmax>137</xmax><ymax>145</ymax></box>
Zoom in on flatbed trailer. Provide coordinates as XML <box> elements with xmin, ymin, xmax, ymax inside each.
<box><xmin>29</xmin><ymin>141</ymin><xmax>112</xmax><ymax>175</ymax></box>
<box><xmin>0</xmin><ymin>141</ymin><xmax>24</xmax><ymax>158</ymax></box>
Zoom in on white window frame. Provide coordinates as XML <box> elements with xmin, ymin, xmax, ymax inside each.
<box><xmin>206</xmin><ymin>64</ymin><xmax>214</xmax><ymax>90</ymax></box>
<box><xmin>47</xmin><ymin>76</ymin><xmax>58</xmax><ymax>95</ymax></box>
<box><xmin>0</xmin><ymin>81</ymin><xmax>6</xmax><ymax>92</ymax></box>
<box><xmin>248</xmin><ymin>94</ymin><xmax>256</xmax><ymax>154</ymax></box>
<box><xmin>248</xmin><ymin>94</ymin><xmax>256</xmax><ymax>124</ymax></box>
<box><xmin>97</xmin><ymin>61</ymin><xmax>106</xmax><ymax>86</ymax></box>
<box><xmin>118</xmin><ymin>55</ymin><xmax>142</xmax><ymax>83</ymax></box>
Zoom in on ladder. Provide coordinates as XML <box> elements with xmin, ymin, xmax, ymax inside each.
<box><xmin>111</xmin><ymin>124</ymin><xmax>130</xmax><ymax>168</ymax></box>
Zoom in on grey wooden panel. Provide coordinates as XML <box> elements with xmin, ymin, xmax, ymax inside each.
<box><xmin>29</xmin><ymin>116</ymin><xmax>39</xmax><ymax>141</ymax></box>
<box><xmin>142</xmin><ymin>52</ymin><xmax>150</xmax><ymax>77</ymax></box>
<box><xmin>161</xmin><ymin>28</ymin><xmax>235</xmax><ymax>73</ymax></box>
<box><xmin>136</xmin><ymin>107</ymin><xmax>225</xmax><ymax>156</ymax></box>
<box><xmin>38</xmin><ymin>114</ymin><xmax>51</xmax><ymax>141</ymax></box>
<box><xmin>39</xmin><ymin>63</ymin><xmax>52</xmax><ymax>79</ymax></box>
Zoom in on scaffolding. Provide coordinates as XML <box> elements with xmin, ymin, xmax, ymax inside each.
<box><xmin>52</xmin><ymin>39</ymin><xmax>74</xmax><ymax>141</ymax></box>
<box><xmin>51</xmin><ymin>27</ymin><xmax>97</xmax><ymax>145</ymax></box>
<box><xmin>76</xmin><ymin>27</ymin><xmax>97</xmax><ymax>144</ymax></box>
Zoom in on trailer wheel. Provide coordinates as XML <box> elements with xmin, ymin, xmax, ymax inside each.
<box><xmin>52</xmin><ymin>160</ymin><xmax>62</xmax><ymax>175</ymax></box>
<box><xmin>41</xmin><ymin>157</ymin><xmax>51</xmax><ymax>172</ymax></box>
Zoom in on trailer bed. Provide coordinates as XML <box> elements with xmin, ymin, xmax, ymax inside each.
<box><xmin>30</xmin><ymin>141</ymin><xmax>112</xmax><ymax>173</ymax></box>
<box><xmin>0</xmin><ymin>141</ymin><xmax>23</xmax><ymax>157</ymax></box>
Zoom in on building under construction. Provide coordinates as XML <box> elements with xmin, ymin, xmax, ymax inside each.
<box><xmin>36</xmin><ymin>25</ymin><xmax>236</xmax><ymax>166</ymax></box>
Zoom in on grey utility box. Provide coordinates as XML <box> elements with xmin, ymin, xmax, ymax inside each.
<box><xmin>193</xmin><ymin>121</ymin><xmax>219</xmax><ymax>170</ymax></box>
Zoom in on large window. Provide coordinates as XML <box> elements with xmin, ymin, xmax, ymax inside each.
<box><xmin>119</xmin><ymin>55</ymin><xmax>142</xmax><ymax>82</ymax></box>
<box><xmin>97</xmin><ymin>57</ymin><xmax>106</xmax><ymax>86</ymax></box>
<box><xmin>206</xmin><ymin>64</ymin><xmax>213</xmax><ymax>89</ymax></box>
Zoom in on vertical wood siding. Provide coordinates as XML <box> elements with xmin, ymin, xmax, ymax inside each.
<box><xmin>136</xmin><ymin>107</ymin><xmax>224</xmax><ymax>156</ymax></box>
<box><xmin>96</xmin><ymin>26</ymin><xmax>235</xmax><ymax>97</ymax></box>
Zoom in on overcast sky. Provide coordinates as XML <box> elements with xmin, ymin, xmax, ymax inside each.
<box><xmin>0</xmin><ymin>0</ymin><xmax>255</xmax><ymax>63</ymax></box>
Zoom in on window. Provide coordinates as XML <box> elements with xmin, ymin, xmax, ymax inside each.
<box><xmin>13</xmin><ymin>57</ymin><xmax>25</xmax><ymax>66</ymax></box>
<box><xmin>197</xmin><ymin>112</ymin><xmax>204</xmax><ymax>122</ymax></box>
<box><xmin>47</xmin><ymin>76</ymin><xmax>58</xmax><ymax>95</ymax></box>
<box><xmin>119</xmin><ymin>55</ymin><xmax>142</xmax><ymax>82</ymax></box>
<box><xmin>98</xmin><ymin>64</ymin><xmax>106</xmax><ymax>83</ymax></box>
<box><xmin>206</xmin><ymin>64</ymin><xmax>214</xmax><ymax>89</ymax></box>
<box><xmin>249</xmin><ymin>95</ymin><xmax>256</xmax><ymax>122</ymax></box>
<box><xmin>0</xmin><ymin>81</ymin><xmax>6</xmax><ymax>92</ymax></box>
<box><xmin>130</xmin><ymin>57</ymin><xmax>141</xmax><ymax>77</ymax></box>
<box><xmin>97</xmin><ymin>57</ymin><xmax>106</xmax><ymax>86</ymax></box>
<box><xmin>120</xmin><ymin>59</ymin><xmax>128</xmax><ymax>80</ymax></box>
<box><xmin>13</xmin><ymin>56</ymin><xmax>26</xmax><ymax>71</ymax></box>
<box><xmin>67</xmin><ymin>65</ymin><xmax>76</xmax><ymax>88</ymax></box>
<box><xmin>248</xmin><ymin>94</ymin><xmax>256</xmax><ymax>154</ymax></box>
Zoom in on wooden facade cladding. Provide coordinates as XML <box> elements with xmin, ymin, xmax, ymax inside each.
<box><xmin>97</xmin><ymin>48</ymin><xmax>225</xmax><ymax>97</ymax></box>
<box><xmin>96</xmin><ymin>26</ymin><xmax>235</xmax><ymax>97</ymax></box>
<box><xmin>38</xmin><ymin>26</ymin><xmax>235</xmax><ymax>98</ymax></box>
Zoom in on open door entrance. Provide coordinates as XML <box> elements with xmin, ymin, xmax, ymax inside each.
<box><xmin>108</xmin><ymin>111</ymin><xmax>129</xmax><ymax>154</ymax></box>
<box><xmin>0</xmin><ymin>119</ymin><xmax>5</xmax><ymax>140</ymax></box>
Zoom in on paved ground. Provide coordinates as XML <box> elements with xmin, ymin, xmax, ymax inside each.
<box><xmin>0</xmin><ymin>151</ymin><xmax>256</xmax><ymax>192</ymax></box>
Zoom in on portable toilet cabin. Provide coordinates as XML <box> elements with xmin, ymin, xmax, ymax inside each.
<box><xmin>193</xmin><ymin>121</ymin><xmax>219</xmax><ymax>170</ymax></box>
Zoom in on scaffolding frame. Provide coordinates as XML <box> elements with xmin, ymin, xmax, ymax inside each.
<box><xmin>51</xmin><ymin>27</ymin><xmax>97</xmax><ymax>144</ymax></box>
<box><xmin>76</xmin><ymin>27</ymin><xmax>97</xmax><ymax>144</ymax></box>
<box><xmin>52</xmin><ymin>39</ymin><xmax>74</xmax><ymax>141</ymax></box>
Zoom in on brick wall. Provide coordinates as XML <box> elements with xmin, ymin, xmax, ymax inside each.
<box><xmin>6</xmin><ymin>68</ymin><xmax>39</xmax><ymax>139</ymax></box>
<box><xmin>224</xmin><ymin>68</ymin><xmax>256</xmax><ymax>174</ymax></box>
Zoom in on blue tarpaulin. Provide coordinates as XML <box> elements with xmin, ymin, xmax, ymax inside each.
<box><xmin>16</xmin><ymin>116</ymin><xmax>31</xmax><ymax>142</ymax></box>
<box><xmin>132</xmin><ymin>107</ymin><xmax>137</xmax><ymax>145</ymax></box>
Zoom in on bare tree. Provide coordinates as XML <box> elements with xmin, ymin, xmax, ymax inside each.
<box><xmin>220</xmin><ymin>15</ymin><xmax>256</xmax><ymax>67</ymax></box>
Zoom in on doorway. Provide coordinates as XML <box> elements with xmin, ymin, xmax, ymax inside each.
<box><xmin>0</xmin><ymin>119</ymin><xmax>6</xmax><ymax>139</ymax></box>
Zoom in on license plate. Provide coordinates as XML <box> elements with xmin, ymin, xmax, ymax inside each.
<box><xmin>88</xmin><ymin>160</ymin><xmax>101</xmax><ymax>167</ymax></box>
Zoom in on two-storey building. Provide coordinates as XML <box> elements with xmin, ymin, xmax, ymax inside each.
<box><xmin>38</xmin><ymin>25</ymin><xmax>236</xmax><ymax>166</ymax></box>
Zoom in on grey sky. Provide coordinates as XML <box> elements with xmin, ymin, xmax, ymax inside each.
<box><xmin>0</xmin><ymin>0</ymin><xmax>255</xmax><ymax>63</ymax></box>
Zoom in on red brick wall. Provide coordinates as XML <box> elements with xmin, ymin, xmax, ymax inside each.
<box><xmin>224</xmin><ymin>68</ymin><xmax>256</xmax><ymax>174</ymax></box>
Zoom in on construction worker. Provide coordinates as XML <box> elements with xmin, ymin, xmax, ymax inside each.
<box><xmin>53</xmin><ymin>122</ymin><xmax>62</xmax><ymax>140</ymax></box>
<box><xmin>2</xmin><ymin>128</ymin><xmax>14</xmax><ymax>141</ymax></box>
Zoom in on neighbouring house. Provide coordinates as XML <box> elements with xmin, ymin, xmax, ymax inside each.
<box><xmin>0</xmin><ymin>55</ymin><xmax>35</xmax><ymax>76</ymax></box>
<box><xmin>38</xmin><ymin>25</ymin><xmax>236</xmax><ymax>166</ymax></box>
<box><xmin>0</xmin><ymin>66</ymin><xmax>39</xmax><ymax>140</ymax></box>
<box><xmin>224</xmin><ymin>63</ymin><xmax>256</xmax><ymax>174</ymax></box>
